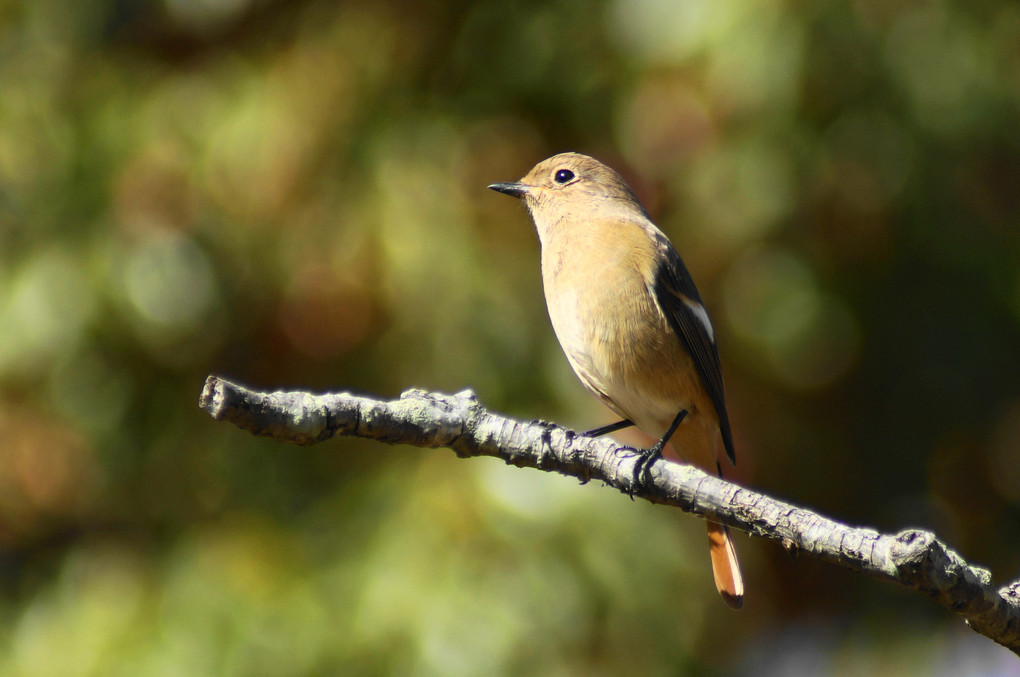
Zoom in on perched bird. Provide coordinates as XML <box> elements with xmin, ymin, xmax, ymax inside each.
<box><xmin>488</xmin><ymin>152</ymin><xmax>744</xmax><ymax>608</ymax></box>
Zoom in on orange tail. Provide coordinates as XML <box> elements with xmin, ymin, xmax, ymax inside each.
<box><xmin>707</xmin><ymin>521</ymin><xmax>744</xmax><ymax>609</ymax></box>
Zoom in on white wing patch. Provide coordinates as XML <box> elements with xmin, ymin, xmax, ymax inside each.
<box><xmin>685</xmin><ymin>298</ymin><xmax>715</xmax><ymax>344</ymax></box>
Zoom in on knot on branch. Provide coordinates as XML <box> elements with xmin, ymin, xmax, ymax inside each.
<box><xmin>890</xmin><ymin>529</ymin><xmax>941</xmax><ymax>576</ymax></box>
<box><xmin>891</xmin><ymin>529</ymin><xmax>993</xmax><ymax>594</ymax></box>
<box><xmin>389</xmin><ymin>388</ymin><xmax>480</xmax><ymax>451</ymax></box>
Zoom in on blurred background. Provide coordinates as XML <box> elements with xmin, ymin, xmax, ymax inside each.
<box><xmin>1</xmin><ymin>0</ymin><xmax>1020</xmax><ymax>673</ymax></box>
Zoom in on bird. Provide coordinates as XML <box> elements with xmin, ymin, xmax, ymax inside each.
<box><xmin>488</xmin><ymin>152</ymin><xmax>744</xmax><ymax>608</ymax></box>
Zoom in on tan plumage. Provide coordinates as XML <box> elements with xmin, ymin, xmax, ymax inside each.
<box><xmin>489</xmin><ymin>152</ymin><xmax>744</xmax><ymax>608</ymax></box>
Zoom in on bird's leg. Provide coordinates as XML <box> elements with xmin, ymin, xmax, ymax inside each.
<box><xmin>585</xmin><ymin>419</ymin><xmax>634</xmax><ymax>437</ymax></box>
<box><xmin>633</xmin><ymin>409</ymin><xmax>688</xmax><ymax>489</ymax></box>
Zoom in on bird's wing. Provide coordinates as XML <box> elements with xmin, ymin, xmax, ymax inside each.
<box><xmin>651</xmin><ymin>237</ymin><xmax>736</xmax><ymax>466</ymax></box>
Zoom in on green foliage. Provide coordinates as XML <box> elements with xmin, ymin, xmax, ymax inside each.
<box><xmin>1</xmin><ymin>0</ymin><xmax>1019</xmax><ymax>672</ymax></box>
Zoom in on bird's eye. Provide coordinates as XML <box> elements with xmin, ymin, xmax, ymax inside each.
<box><xmin>554</xmin><ymin>169</ymin><xmax>575</xmax><ymax>184</ymax></box>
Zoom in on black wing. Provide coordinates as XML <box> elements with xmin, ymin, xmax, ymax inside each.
<box><xmin>652</xmin><ymin>241</ymin><xmax>736</xmax><ymax>466</ymax></box>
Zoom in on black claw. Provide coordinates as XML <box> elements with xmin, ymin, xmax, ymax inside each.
<box><xmin>631</xmin><ymin>445</ymin><xmax>663</xmax><ymax>494</ymax></box>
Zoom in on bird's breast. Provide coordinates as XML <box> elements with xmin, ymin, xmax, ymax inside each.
<box><xmin>539</xmin><ymin>222</ymin><xmax>707</xmax><ymax>431</ymax></box>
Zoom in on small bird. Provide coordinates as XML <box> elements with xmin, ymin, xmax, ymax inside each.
<box><xmin>489</xmin><ymin>152</ymin><xmax>744</xmax><ymax>608</ymax></box>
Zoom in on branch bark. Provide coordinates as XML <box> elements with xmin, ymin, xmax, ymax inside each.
<box><xmin>199</xmin><ymin>374</ymin><xmax>1020</xmax><ymax>654</ymax></box>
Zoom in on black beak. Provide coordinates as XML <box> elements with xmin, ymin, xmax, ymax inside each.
<box><xmin>487</xmin><ymin>182</ymin><xmax>529</xmax><ymax>198</ymax></box>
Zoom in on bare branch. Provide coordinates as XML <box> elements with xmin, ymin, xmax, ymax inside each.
<box><xmin>199</xmin><ymin>375</ymin><xmax>1020</xmax><ymax>654</ymax></box>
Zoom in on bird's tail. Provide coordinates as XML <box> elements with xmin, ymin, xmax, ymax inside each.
<box><xmin>659</xmin><ymin>438</ymin><xmax>744</xmax><ymax>608</ymax></box>
<box><xmin>707</xmin><ymin>520</ymin><xmax>743</xmax><ymax>609</ymax></box>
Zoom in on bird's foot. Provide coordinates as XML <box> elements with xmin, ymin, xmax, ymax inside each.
<box><xmin>630</xmin><ymin>442</ymin><xmax>664</xmax><ymax>495</ymax></box>
<box><xmin>628</xmin><ymin>409</ymin><xmax>687</xmax><ymax>495</ymax></box>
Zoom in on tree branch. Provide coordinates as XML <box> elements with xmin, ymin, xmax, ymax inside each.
<box><xmin>199</xmin><ymin>374</ymin><xmax>1020</xmax><ymax>654</ymax></box>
